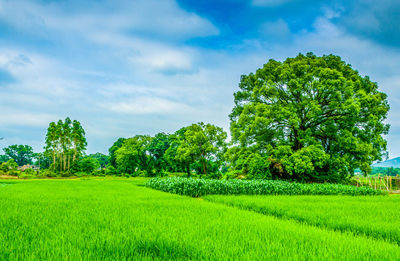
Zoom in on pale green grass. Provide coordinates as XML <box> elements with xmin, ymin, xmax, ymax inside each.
<box><xmin>1</xmin><ymin>179</ymin><xmax>400</xmax><ymax>260</ymax></box>
<box><xmin>204</xmin><ymin>194</ymin><xmax>400</xmax><ymax>244</ymax></box>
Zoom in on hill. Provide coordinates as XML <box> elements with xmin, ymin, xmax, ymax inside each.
<box><xmin>373</xmin><ymin>157</ymin><xmax>400</xmax><ymax>168</ymax></box>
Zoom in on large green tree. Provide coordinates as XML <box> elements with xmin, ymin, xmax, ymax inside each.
<box><xmin>3</xmin><ymin>145</ymin><xmax>34</xmax><ymax>166</ymax></box>
<box><xmin>176</xmin><ymin>122</ymin><xmax>227</xmax><ymax>175</ymax></box>
<box><xmin>115</xmin><ymin>135</ymin><xmax>153</xmax><ymax>175</ymax></box>
<box><xmin>229</xmin><ymin>53</ymin><xmax>389</xmax><ymax>182</ymax></box>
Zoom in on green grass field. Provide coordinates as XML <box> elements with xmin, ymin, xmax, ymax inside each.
<box><xmin>1</xmin><ymin>178</ymin><xmax>400</xmax><ymax>260</ymax></box>
<box><xmin>204</xmin><ymin>194</ymin><xmax>400</xmax><ymax>245</ymax></box>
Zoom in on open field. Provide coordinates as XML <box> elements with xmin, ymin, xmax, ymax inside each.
<box><xmin>205</xmin><ymin>194</ymin><xmax>400</xmax><ymax>244</ymax></box>
<box><xmin>1</xmin><ymin>178</ymin><xmax>400</xmax><ymax>260</ymax></box>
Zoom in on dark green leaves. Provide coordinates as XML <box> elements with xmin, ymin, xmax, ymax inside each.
<box><xmin>229</xmin><ymin>53</ymin><xmax>389</xmax><ymax>182</ymax></box>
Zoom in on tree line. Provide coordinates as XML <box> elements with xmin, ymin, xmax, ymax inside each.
<box><xmin>0</xmin><ymin>53</ymin><xmax>390</xmax><ymax>182</ymax></box>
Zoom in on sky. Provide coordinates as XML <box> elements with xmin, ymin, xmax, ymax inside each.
<box><xmin>1</xmin><ymin>0</ymin><xmax>400</xmax><ymax>158</ymax></box>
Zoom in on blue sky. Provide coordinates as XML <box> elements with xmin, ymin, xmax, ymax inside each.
<box><xmin>1</xmin><ymin>0</ymin><xmax>400</xmax><ymax>159</ymax></box>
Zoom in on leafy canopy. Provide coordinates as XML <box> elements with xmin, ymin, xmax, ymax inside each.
<box><xmin>3</xmin><ymin>145</ymin><xmax>34</xmax><ymax>166</ymax></box>
<box><xmin>229</xmin><ymin>53</ymin><xmax>389</xmax><ymax>182</ymax></box>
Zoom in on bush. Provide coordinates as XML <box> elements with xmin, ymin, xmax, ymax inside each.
<box><xmin>39</xmin><ymin>169</ymin><xmax>57</xmax><ymax>178</ymax></box>
<box><xmin>146</xmin><ymin>177</ymin><xmax>386</xmax><ymax>197</ymax></box>
<box><xmin>24</xmin><ymin>168</ymin><xmax>36</xmax><ymax>175</ymax></box>
<box><xmin>18</xmin><ymin>172</ymin><xmax>35</xmax><ymax>179</ymax></box>
<box><xmin>74</xmin><ymin>172</ymin><xmax>89</xmax><ymax>177</ymax></box>
<box><xmin>105</xmin><ymin>165</ymin><xmax>118</xmax><ymax>176</ymax></box>
<box><xmin>93</xmin><ymin>169</ymin><xmax>105</xmax><ymax>176</ymax></box>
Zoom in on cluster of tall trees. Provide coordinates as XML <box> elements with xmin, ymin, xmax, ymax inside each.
<box><xmin>109</xmin><ymin>122</ymin><xmax>227</xmax><ymax>176</ymax></box>
<box><xmin>44</xmin><ymin>117</ymin><xmax>87</xmax><ymax>172</ymax></box>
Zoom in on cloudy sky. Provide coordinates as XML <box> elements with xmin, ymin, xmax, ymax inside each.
<box><xmin>1</xmin><ymin>0</ymin><xmax>400</xmax><ymax>158</ymax></box>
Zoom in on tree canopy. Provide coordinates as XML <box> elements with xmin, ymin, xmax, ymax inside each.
<box><xmin>44</xmin><ymin>117</ymin><xmax>87</xmax><ymax>172</ymax></box>
<box><xmin>176</xmin><ymin>122</ymin><xmax>227</xmax><ymax>175</ymax></box>
<box><xmin>3</xmin><ymin>145</ymin><xmax>34</xmax><ymax>166</ymax></box>
<box><xmin>229</xmin><ymin>53</ymin><xmax>389</xmax><ymax>182</ymax></box>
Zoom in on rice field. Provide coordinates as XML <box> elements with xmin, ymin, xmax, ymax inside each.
<box><xmin>204</xmin><ymin>194</ymin><xmax>400</xmax><ymax>245</ymax></box>
<box><xmin>1</xmin><ymin>178</ymin><xmax>400</xmax><ymax>260</ymax></box>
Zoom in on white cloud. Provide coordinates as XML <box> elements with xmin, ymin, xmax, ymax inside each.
<box><xmin>0</xmin><ymin>0</ymin><xmax>219</xmax><ymax>40</ymax></box>
<box><xmin>0</xmin><ymin>111</ymin><xmax>58</xmax><ymax>127</ymax></box>
<box><xmin>108</xmin><ymin>97</ymin><xmax>194</xmax><ymax>115</ymax></box>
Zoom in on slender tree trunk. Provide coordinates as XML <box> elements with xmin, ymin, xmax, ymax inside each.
<box><xmin>52</xmin><ymin>151</ymin><xmax>56</xmax><ymax>171</ymax></box>
<box><xmin>63</xmin><ymin>153</ymin><xmax>66</xmax><ymax>172</ymax></box>
<box><xmin>67</xmin><ymin>155</ymin><xmax>70</xmax><ymax>171</ymax></box>
<box><xmin>59</xmin><ymin>152</ymin><xmax>62</xmax><ymax>172</ymax></box>
<box><xmin>73</xmin><ymin>147</ymin><xmax>77</xmax><ymax>163</ymax></box>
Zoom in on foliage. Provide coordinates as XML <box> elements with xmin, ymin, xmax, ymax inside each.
<box><xmin>44</xmin><ymin>117</ymin><xmax>87</xmax><ymax>172</ymax></box>
<box><xmin>87</xmin><ymin>153</ymin><xmax>109</xmax><ymax>168</ymax></box>
<box><xmin>175</xmin><ymin>122</ymin><xmax>227</xmax><ymax>175</ymax></box>
<box><xmin>3</xmin><ymin>145</ymin><xmax>34</xmax><ymax>166</ymax></box>
<box><xmin>0</xmin><ymin>179</ymin><xmax>398</xmax><ymax>260</ymax></box>
<box><xmin>105</xmin><ymin>165</ymin><xmax>118</xmax><ymax>176</ymax></box>
<box><xmin>108</xmin><ymin>138</ymin><xmax>126</xmax><ymax>168</ymax></box>
<box><xmin>147</xmin><ymin>132</ymin><xmax>171</xmax><ymax>173</ymax></box>
<box><xmin>204</xmin><ymin>194</ymin><xmax>400</xmax><ymax>245</ymax></box>
<box><xmin>38</xmin><ymin>169</ymin><xmax>57</xmax><ymax>178</ymax></box>
<box><xmin>33</xmin><ymin>152</ymin><xmax>51</xmax><ymax>170</ymax></box>
<box><xmin>146</xmin><ymin>177</ymin><xmax>385</xmax><ymax>197</ymax></box>
<box><xmin>115</xmin><ymin>135</ymin><xmax>153</xmax><ymax>175</ymax></box>
<box><xmin>229</xmin><ymin>53</ymin><xmax>389</xmax><ymax>182</ymax></box>
<box><xmin>72</xmin><ymin>156</ymin><xmax>100</xmax><ymax>174</ymax></box>
<box><xmin>109</xmin><ymin>123</ymin><xmax>227</xmax><ymax>177</ymax></box>
<box><xmin>0</xmin><ymin>159</ymin><xmax>19</xmax><ymax>176</ymax></box>
<box><xmin>0</xmin><ymin>154</ymin><xmax>10</xmax><ymax>163</ymax></box>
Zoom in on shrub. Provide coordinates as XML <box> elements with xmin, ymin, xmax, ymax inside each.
<box><xmin>18</xmin><ymin>172</ymin><xmax>35</xmax><ymax>179</ymax></box>
<box><xmin>105</xmin><ymin>165</ymin><xmax>118</xmax><ymax>176</ymax></box>
<box><xmin>24</xmin><ymin>168</ymin><xmax>36</xmax><ymax>175</ymax></box>
<box><xmin>146</xmin><ymin>177</ymin><xmax>386</xmax><ymax>197</ymax></box>
<box><xmin>93</xmin><ymin>169</ymin><xmax>105</xmax><ymax>176</ymax></box>
<box><xmin>39</xmin><ymin>169</ymin><xmax>57</xmax><ymax>177</ymax></box>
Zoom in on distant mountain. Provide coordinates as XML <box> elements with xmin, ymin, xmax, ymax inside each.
<box><xmin>372</xmin><ymin>157</ymin><xmax>400</xmax><ymax>168</ymax></box>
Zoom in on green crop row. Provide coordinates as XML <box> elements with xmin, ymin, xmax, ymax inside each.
<box><xmin>146</xmin><ymin>177</ymin><xmax>386</xmax><ymax>197</ymax></box>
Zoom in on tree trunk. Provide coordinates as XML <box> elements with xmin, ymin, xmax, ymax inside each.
<box><xmin>202</xmin><ymin>158</ymin><xmax>207</xmax><ymax>175</ymax></box>
<box><xmin>52</xmin><ymin>151</ymin><xmax>56</xmax><ymax>171</ymax></box>
<box><xmin>67</xmin><ymin>155</ymin><xmax>70</xmax><ymax>171</ymax></box>
<box><xmin>59</xmin><ymin>152</ymin><xmax>62</xmax><ymax>172</ymax></box>
<box><xmin>186</xmin><ymin>162</ymin><xmax>190</xmax><ymax>177</ymax></box>
<box><xmin>63</xmin><ymin>153</ymin><xmax>66</xmax><ymax>172</ymax></box>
